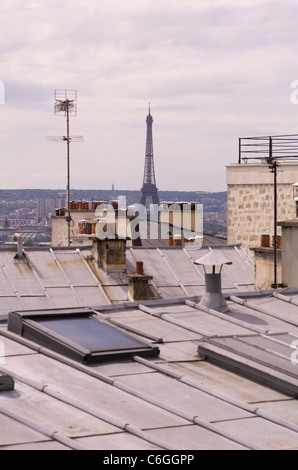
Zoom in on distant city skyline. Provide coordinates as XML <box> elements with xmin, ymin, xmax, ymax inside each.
<box><xmin>1</xmin><ymin>1</ymin><xmax>298</xmax><ymax>192</ymax></box>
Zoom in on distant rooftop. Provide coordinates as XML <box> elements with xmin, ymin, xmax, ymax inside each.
<box><xmin>0</xmin><ymin>243</ymin><xmax>254</xmax><ymax>322</ymax></box>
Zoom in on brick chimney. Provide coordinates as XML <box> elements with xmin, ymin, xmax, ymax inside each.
<box><xmin>92</xmin><ymin>237</ymin><xmax>127</xmax><ymax>272</ymax></box>
<box><xmin>127</xmin><ymin>261</ymin><xmax>153</xmax><ymax>302</ymax></box>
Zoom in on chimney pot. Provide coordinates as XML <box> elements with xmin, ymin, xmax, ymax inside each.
<box><xmin>261</xmin><ymin>234</ymin><xmax>270</xmax><ymax>247</ymax></box>
<box><xmin>127</xmin><ymin>262</ymin><xmax>153</xmax><ymax>301</ymax></box>
<box><xmin>136</xmin><ymin>261</ymin><xmax>144</xmax><ymax>275</ymax></box>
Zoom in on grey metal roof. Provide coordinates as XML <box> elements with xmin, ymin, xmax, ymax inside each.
<box><xmin>126</xmin><ymin>245</ymin><xmax>254</xmax><ymax>299</ymax></box>
<box><xmin>0</xmin><ymin>244</ymin><xmax>254</xmax><ymax>320</ymax></box>
<box><xmin>1</xmin><ymin>286</ymin><xmax>298</xmax><ymax>450</ymax></box>
<box><xmin>0</xmin><ymin>248</ymin><xmax>110</xmax><ymax>320</ymax></box>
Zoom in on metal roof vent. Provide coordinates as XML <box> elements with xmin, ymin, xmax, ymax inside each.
<box><xmin>13</xmin><ymin>233</ymin><xmax>23</xmax><ymax>258</ymax></box>
<box><xmin>194</xmin><ymin>251</ymin><xmax>232</xmax><ymax>313</ymax></box>
<box><xmin>0</xmin><ymin>374</ymin><xmax>14</xmax><ymax>391</ymax></box>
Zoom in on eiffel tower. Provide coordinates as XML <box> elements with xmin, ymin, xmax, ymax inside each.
<box><xmin>139</xmin><ymin>105</ymin><xmax>160</xmax><ymax>206</ymax></box>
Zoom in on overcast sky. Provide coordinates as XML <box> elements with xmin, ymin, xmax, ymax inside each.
<box><xmin>1</xmin><ymin>0</ymin><xmax>298</xmax><ymax>193</ymax></box>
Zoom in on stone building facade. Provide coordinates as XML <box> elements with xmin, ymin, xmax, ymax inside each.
<box><xmin>226</xmin><ymin>163</ymin><xmax>298</xmax><ymax>257</ymax></box>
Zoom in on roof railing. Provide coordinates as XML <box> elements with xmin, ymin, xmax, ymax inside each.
<box><xmin>238</xmin><ymin>134</ymin><xmax>298</xmax><ymax>164</ymax></box>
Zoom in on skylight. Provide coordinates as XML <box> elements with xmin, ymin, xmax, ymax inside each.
<box><xmin>8</xmin><ymin>308</ymin><xmax>159</xmax><ymax>364</ymax></box>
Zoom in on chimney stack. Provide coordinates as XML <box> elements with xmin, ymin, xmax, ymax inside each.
<box><xmin>91</xmin><ymin>237</ymin><xmax>127</xmax><ymax>272</ymax></box>
<box><xmin>127</xmin><ymin>261</ymin><xmax>153</xmax><ymax>302</ymax></box>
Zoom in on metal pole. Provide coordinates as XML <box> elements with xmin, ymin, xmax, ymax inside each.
<box><xmin>273</xmin><ymin>160</ymin><xmax>277</xmax><ymax>288</ymax></box>
<box><xmin>269</xmin><ymin>137</ymin><xmax>277</xmax><ymax>289</ymax></box>
<box><xmin>268</xmin><ymin>137</ymin><xmax>277</xmax><ymax>288</ymax></box>
<box><xmin>66</xmin><ymin>100</ymin><xmax>71</xmax><ymax>247</ymax></box>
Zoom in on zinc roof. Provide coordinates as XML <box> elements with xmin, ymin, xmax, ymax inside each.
<box><xmin>0</xmin><ymin>244</ymin><xmax>254</xmax><ymax>321</ymax></box>
<box><xmin>1</xmin><ymin>287</ymin><xmax>298</xmax><ymax>450</ymax></box>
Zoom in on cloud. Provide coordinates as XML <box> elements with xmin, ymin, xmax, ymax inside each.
<box><xmin>0</xmin><ymin>0</ymin><xmax>298</xmax><ymax>192</ymax></box>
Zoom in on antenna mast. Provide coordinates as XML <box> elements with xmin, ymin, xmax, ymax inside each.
<box><xmin>47</xmin><ymin>89</ymin><xmax>83</xmax><ymax>246</ymax></box>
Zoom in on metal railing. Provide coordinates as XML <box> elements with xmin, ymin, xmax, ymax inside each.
<box><xmin>238</xmin><ymin>134</ymin><xmax>298</xmax><ymax>164</ymax></box>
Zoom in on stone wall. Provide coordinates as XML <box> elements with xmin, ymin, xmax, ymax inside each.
<box><xmin>227</xmin><ymin>183</ymin><xmax>296</xmax><ymax>254</ymax></box>
<box><xmin>226</xmin><ymin>163</ymin><xmax>298</xmax><ymax>256</ymax></box>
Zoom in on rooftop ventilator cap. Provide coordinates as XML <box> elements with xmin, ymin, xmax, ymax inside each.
<box><xmin>194</xmin><ymin>251</ymin><xmax>232</xmax><ymax>313</ymax></box>
<box><xmin>0</xmin><ymin>374</ymin><xmax>14</xmax><ymax>391</ymax></box>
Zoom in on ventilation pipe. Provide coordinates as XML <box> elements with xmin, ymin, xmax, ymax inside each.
<box><xmin>194</xmin><ymin>251</ymin><xmax>232</xmax><ymax>313</ymax></box>
<box><xmin>13</xmin><ymin>233</ymin><xmax>23</xmax><ymax>258</ymax></box>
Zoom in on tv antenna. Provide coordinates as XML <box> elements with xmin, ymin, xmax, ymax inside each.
<box><xmin>47</xmin><ymin>89</ymin><xmax>84</xmax><ymax>246</ymax></box>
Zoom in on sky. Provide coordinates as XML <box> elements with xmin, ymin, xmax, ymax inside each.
<box><xmin>1</xmin><ymin>0</ymin><xmax>298</xmax><ymax>193</ymax></box>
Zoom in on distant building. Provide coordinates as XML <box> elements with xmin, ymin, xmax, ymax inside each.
<box><xmin>37</xmin><ymin>198</ymin><xmax>65</xmax><ymax>223</ymax></box>
<box><xmin>51</xmin><ymin>199</ymin><xmax>213</xmax><ymax>249</ymax></box>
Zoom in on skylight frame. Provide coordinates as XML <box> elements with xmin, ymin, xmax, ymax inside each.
<box><xmin>8</xmin><ymin>308</ymin><xmax>160</xmax><ymax>364</ymax></box>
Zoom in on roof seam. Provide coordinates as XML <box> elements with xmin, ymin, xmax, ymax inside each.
<box><xmin>0</xmin><ymin>351</ymin><xmax>171</xmax><ymax>450</ymax></box>
<box><xmin>133</xmin><ymin>355</ymin><xmax>256</xmax><ymax>414</ymax></box>
<box><xmin>76</xmin><ymin>248</ymin><xmax>111</xmax><ymax>304</ymax></box>
<box><xmin>0</xmin><ymin>263</ymin><xmax>26</xmax><ymax>309</ymax></box>
<box><xmin>0</xmin><ymin>403</ymin><xmax>86</xmax><ymax>450</ymax></box>
<box><xmin>112</xmin><ymin>378</ymin><xmax>259</xmax><ymax>450</ymax></box>
<box><xmin>273</xmin><ymin>291</ymin><xmax>298</xmax><ymax>306</ymax></box>
<box><xmin>23</xmin><ymin>250</ymin><xmax>55</xmax><ymax>307</ymax></box>
<box><xmin>186</xmin><ymin>300</ymin><xmax>270</xmax><ymax>335</ymax></box>
<box><xmin>49</xmin><ymin>249</ymin><xmax>82</xmax><ymax>307</ymax></box>
<box><xmin>137</xmin><ymin>303</ymin><xmax>214</xmax><ymax>336</ymax></box>
<box><xmin>230</xmin><ymin>295</ymin><xmax>298</xmax><ymax>328</ymax></box>
<box><xmin>157</xmin><ymin>248</ymin><xmax>190</xmax><ymax>296</ymax></box>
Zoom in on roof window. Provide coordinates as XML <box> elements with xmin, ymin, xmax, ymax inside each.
<box><xmin>8</xmin><ymin>308</ymin><xmax>159</xmax><ymax>364</ymax></box>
